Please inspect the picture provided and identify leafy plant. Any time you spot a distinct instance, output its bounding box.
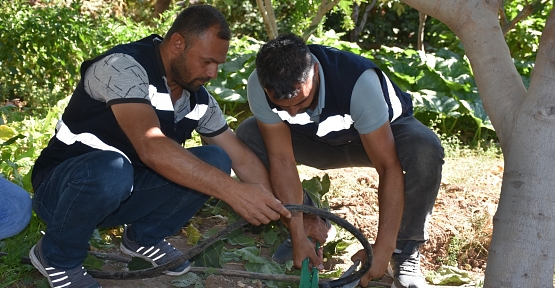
[0,0,172,116]
[187,174,348,287]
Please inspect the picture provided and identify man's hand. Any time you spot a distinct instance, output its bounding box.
[287,214,328,270]
[226,182,291,226]
[302,214,328,244]
[351,242,394,286]
[292,236,324,271]
[200,129,291,226]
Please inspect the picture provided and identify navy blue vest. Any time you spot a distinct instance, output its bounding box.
[32,34,209,187]
[266,44,412,146]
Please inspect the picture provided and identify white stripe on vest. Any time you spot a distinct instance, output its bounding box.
[149,85,174,111]
[273,109,313,125]
[149,85,208,121]
[273,108,354,137]
[185,104,208,121]
[55,120,131,163]
[316,114,354,137]
[381,71,402,122]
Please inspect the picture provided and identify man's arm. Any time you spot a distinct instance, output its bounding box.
[354,120,404,284]
[257,119,326,270]
[111,103,289,226]
[202,127,290,218]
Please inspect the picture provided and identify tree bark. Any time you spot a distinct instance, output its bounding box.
[401,0,555,287]
[351,0,377,43]
[154,0,172,18]
[256,0,278,40]
[416,11,427,51]
[486,9,555,287]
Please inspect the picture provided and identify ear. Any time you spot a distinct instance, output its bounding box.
[169,33,185,55]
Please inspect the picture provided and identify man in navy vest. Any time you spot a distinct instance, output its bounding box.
[29,5,291,288]
[236,33,444,288]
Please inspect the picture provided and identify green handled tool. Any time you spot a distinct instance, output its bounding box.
[299,242,320,288]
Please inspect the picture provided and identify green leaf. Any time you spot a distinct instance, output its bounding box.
[319,174,331,196]
[192,240,224,268]
[202,228,220,239]
[426,266,471,285]
[171,272,200,287]
[459,100,493,130]
[0,125,17,140]
[416,93,460,118]
[233,246,266,264]
[128,257,152,271]
[262,225,279,246]
[186,224,202,245]
[302,176,323,193]
[245,260,285,274]
[226,229,255,246]
[89,229,114,249]
[221,249,242,263]
[82,254,104,271]
[0,134,25,147]
[416,69,449,92]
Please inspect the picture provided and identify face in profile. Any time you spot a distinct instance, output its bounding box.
[170,26,229,92]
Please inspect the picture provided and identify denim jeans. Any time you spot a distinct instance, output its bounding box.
[32,146,231,269]
[236,116,444,249]
[0,178,32,240]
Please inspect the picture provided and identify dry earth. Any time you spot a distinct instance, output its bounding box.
[91,155,503,288]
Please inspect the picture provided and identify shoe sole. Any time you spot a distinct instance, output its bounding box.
[120,244,190,276]
[29,245,55,288]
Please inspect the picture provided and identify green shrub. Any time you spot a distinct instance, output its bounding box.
[0,0,172,116]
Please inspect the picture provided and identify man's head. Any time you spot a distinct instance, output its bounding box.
[164,5,231,92]
[256,33,318,116]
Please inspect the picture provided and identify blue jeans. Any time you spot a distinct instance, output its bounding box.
[32,146,231,269]
[236,116,444,249]
[0,178,32,240]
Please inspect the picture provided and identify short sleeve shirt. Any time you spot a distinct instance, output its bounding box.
[83,53,227,136]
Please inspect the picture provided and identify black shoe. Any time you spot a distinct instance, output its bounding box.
[29,238,102,288]
[120,225,190,276]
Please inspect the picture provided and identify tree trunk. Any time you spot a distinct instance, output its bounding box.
[154,0,172,18]
[255,0,278,40]
[417,11,427,51]
[486,10,555,287]
[400,0,555,286]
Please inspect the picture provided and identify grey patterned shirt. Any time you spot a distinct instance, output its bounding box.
[83,53,227,136]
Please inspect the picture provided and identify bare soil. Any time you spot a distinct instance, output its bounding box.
[93,155,503,288]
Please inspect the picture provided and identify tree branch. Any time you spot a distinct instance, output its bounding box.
[302,0,341,41]
[264,0,278,38]
[527,9,555,107]
[417,11,427,51]
[501,2,534,36]
[353,0,377,42]
[256,0,278,39]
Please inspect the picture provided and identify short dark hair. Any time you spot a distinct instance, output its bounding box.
[165,4,231,46]
[255,33,315,100]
